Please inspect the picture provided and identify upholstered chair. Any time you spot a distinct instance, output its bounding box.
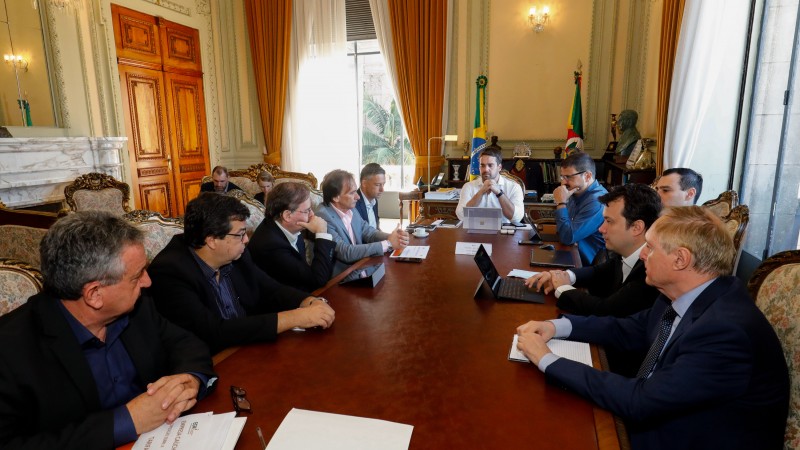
[63,172,131,215]
[701,190,738,218]
[123,210,184,262]
[224,189,265,236]
[0,258,43,316]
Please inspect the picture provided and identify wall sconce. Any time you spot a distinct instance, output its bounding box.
[4,54,28,72]
[427,134,459,191]
[528,6,550,33]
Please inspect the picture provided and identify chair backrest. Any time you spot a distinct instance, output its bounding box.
[123,210,184,262]
[747,250,800,448]
[63,172,131,215]
[702,190,738,218]
[0,258,43,316]
[224,189,265,236]
[202,163,323,201]
[0,202,57,269]
[722,204,749,254]
[500,170,526,192]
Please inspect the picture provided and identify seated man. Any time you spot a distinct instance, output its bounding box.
[516,206,789,449]
[0,211,216,449]
[553,152,607,265]
[250,182,336,293]
[455,148,524,222]
[355,163,385,229]
[148,193,335,353]
[316,169,408,275]
[654,167,703,207]
[525,183,661,317]
[253,170,274,205]
[200,165,242,193]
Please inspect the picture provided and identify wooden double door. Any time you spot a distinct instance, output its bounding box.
[112,4,210,217]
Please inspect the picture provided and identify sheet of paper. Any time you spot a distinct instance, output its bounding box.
[431,219,444,226]
[390,246,429,259]
[455,242,492,256]
[509,335,593,366]
[266,408,413,450]
[133,411,238,450]
[222,417,247,450]
[508,269,538,279]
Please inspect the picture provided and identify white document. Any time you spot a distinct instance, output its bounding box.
[455,242,492,256]
[431,219,444,226]
[132,411,242,450]
[266,408,413,450]
[509,334,593,366]
[508,269,538,279]
[389,245,430,259]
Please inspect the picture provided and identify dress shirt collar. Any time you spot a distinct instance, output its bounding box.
[57,299,129,347]
[620,243,646,283]
[331,204,353,220]
[190,247,233,280]
[671,277,718,319]
[275,220,301,248]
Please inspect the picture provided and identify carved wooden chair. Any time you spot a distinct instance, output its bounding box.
[224,189,265,236]
[701,190,738,218]
[0,258,43,316]
[500,170,526,193]
[0,202,57,269]
[63,172,131,215]
[202,163,323,208]
[747,250,800,449]
[123,210,184,262]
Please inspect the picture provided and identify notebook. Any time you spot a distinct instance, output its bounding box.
[463,207,502,234]
[473,244,544,303]
[529,247,576,268]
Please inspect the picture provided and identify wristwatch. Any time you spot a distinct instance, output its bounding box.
[495,190,504,198]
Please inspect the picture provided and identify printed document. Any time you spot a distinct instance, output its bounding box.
[509,334,593,366]
[455,242,492,256]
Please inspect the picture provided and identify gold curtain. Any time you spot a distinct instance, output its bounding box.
[655,0,687,173]
[387,0,448,181]
[245,0,292,165]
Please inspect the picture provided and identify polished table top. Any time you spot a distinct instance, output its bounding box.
[199,227,621,449]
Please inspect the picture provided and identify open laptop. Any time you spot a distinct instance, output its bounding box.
[529,247,576,269]
[473,244,544,303]
[529,225,560,242]
[463,207,502,234]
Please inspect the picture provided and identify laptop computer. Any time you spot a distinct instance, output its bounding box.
[529,247,576,268]
[463,207,502,234]
[473,244,544,303]
[529,224,560,242]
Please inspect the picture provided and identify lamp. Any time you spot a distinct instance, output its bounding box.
[528,6,550,33]
[426,134,458,192]
[3,54,28,72]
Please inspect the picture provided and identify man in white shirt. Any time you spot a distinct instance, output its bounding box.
[455,148,524,222]
[316,169,409,275]
[355,163,385,229]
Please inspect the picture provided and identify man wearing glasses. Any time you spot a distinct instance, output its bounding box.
[148,193,335,354]
[249,182,336,292]
[553,152,608,265]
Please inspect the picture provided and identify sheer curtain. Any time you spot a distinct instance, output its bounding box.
[368,0,404,129]
[282,0,359,180]
[664,0,731,168]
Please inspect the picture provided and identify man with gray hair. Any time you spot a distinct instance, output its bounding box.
[0,211,216,449]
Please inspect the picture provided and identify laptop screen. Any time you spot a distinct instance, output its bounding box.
[463,207,502,232]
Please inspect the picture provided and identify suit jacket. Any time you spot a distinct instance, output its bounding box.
[249,218,336,293]
[546,277,789,450]
[147,234,308,353]
[199,181,242,193]
[557,256,659,317]
[315,203,389,275]
[254,192,266,205]
[0,293,215,450]
[354,189,380,229]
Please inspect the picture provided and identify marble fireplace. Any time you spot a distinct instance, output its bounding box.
[0,137,126,208]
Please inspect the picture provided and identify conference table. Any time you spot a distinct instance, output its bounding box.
[199,226,623,449]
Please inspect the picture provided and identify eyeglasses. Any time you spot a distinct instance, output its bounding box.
[559,171,586,181]
[226,231,247,242]
[230,385,252,413]
[292,207,313,215]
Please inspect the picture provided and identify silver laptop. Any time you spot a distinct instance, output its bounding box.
[463,207,502,234]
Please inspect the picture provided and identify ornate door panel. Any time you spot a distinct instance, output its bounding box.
[159,18,202,74]
[111,4,162,69]
[118,64,177,217]
[164,71,209,212]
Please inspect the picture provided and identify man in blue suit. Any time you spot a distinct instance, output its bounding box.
[354,163,385,230]
[316,169,408,275]
[516,206,789,449]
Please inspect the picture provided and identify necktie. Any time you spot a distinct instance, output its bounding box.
[636,305,678,379]
[296,235,306,257]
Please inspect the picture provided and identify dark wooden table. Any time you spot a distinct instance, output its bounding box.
[200,227,621,450]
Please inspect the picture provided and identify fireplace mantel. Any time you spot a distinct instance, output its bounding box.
[0,137,126,208]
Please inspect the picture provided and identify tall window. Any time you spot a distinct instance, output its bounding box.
[346,39,414,191]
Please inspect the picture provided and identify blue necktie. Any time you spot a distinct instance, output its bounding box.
[637,305,678,379]
[296,235,306,257]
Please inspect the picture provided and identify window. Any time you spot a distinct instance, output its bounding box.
[346,39,415,191]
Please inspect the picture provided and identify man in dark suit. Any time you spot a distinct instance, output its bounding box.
[250,182,335,292]
[148,193,335,354]
[525,183,662,317]
[315,169,408,275]
[0,211,216,450]
[354,163,385,229]
[516,206,789,449]
[199,165,242,193]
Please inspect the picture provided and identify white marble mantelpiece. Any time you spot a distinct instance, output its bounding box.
[0,137,126,208]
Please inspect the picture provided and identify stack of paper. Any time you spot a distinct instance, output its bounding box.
[508,335,593,366]
[424,188,459,200]
[132,412,245,450]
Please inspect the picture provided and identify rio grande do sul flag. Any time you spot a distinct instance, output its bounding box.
[565,67,584,155]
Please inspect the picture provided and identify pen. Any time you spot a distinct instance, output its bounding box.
[257,426,267,449]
